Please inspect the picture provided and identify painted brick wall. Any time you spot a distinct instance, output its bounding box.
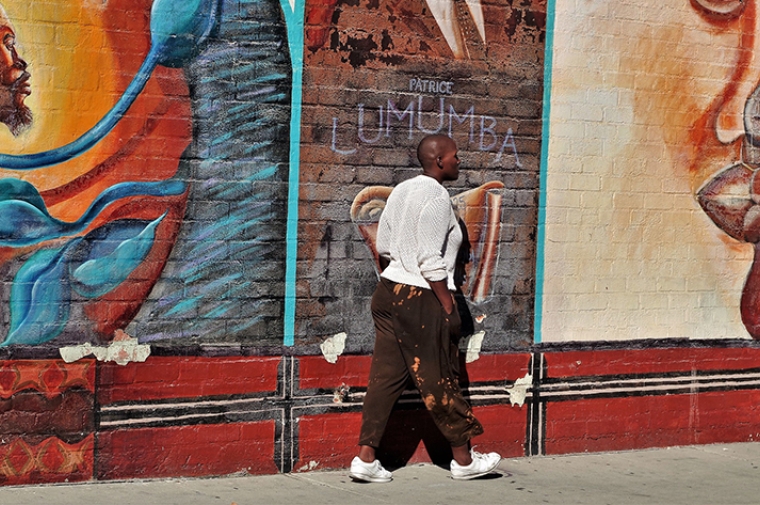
[0,2,542,353]
[297,0,545,352]
[2,0,760,488]
[540,0,759,342]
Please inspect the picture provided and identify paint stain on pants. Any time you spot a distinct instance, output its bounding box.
[359,278,484,448]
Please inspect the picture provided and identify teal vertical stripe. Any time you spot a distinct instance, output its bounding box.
[281,0,305,346]
[534,0,556,344]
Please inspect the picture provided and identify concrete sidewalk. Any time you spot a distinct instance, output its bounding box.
[2,442,760,505]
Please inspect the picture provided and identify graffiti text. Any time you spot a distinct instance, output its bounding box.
[331,95,522,166]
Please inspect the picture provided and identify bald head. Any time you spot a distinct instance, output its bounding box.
[416,134,460,183]
[417,135,456,169]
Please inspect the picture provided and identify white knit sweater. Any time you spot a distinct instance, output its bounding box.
[377,174,462,291]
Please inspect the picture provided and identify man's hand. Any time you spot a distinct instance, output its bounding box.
[429,279,455,314]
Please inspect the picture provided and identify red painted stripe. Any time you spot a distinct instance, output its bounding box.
[295,412,363,471]
[470,404,529,458]
[97,356,280,404]
[544,347,760,379]
[97,421,278,479]
[545,395,696,454]
[544,389,760,455]
[688,390,760,445]
[295,403,527,472]
[298,356,372,390]
[463,353,533,383]
[297,353,532,391]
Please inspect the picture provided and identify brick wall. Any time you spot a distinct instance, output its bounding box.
[297,0,545,352]
[540,0,758,342]
[1,0,760,487]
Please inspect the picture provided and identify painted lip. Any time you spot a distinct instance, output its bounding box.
[11,71,31,96]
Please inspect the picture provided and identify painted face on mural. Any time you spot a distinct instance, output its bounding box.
[678,1,759,184]
[0,7,31,136]
[609,0,760,338]
[579,0,760,190]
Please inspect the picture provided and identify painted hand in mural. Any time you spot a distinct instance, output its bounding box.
[351,181,503,304]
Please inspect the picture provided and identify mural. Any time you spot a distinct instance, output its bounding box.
[0,0,291,349]
[540,0,760,342]
[300,0,544,352]
[5,0,760,487]
[0,0,543,352]
[0,0,549,485]
[0,1,194,348]
[128,0,292,345]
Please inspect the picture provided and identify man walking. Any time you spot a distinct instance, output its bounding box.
[350,134,501,483]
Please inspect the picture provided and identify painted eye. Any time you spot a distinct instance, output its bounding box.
[691,0,746,19]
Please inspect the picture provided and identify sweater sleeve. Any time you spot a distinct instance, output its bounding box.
[376,208,391,260]
[416,195,452,283]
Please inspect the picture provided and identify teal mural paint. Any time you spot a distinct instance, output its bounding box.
[281,0,305,346]
[534,0,556,344]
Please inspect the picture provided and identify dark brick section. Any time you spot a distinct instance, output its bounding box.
[0,390,94,446]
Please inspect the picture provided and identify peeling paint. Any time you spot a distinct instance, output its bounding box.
[333,383,350,404]
[297,460,319,472]
[320,332,347,363]
[507,373,533,407]
[464,331,486,363]
[59,330,150,366]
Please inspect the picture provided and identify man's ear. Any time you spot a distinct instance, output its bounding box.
[436,156,443,168]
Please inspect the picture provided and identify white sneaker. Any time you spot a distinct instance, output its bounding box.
[349,456,393,483]
[450,450,501,480]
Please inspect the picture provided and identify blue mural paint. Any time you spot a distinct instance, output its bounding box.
[71,214,166,298]
[1,214,173,346]
[280,0,305,347]
[1,214,182,346]
[534,0,557,344]
[0,178,185,247]
[151,0,221,68]
[0,0,220,170]
[127,0,292,344]
[5,246,71,346]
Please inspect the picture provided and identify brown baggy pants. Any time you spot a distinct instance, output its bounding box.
[358,278,484,448]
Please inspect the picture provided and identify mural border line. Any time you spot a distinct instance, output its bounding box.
[281,0,306,347]
[534,0,558,345]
